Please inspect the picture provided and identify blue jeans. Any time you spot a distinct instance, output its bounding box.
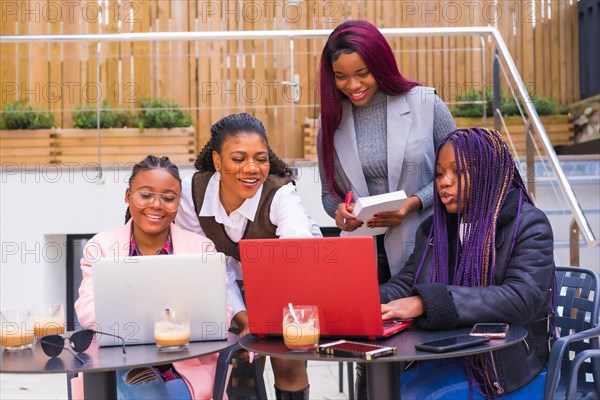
[400,359,546,399]
[116,368,192,400]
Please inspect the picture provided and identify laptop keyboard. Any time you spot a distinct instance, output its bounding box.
[382,319,409,329]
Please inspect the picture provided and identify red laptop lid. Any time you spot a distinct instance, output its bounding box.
[240,237,390,339]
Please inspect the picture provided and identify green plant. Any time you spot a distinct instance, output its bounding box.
[499,98,522,116]
[451,90,563,118]
[0,102,54,129]
[531,96,560,116]
[500,96,560,117]
[451,89,494,118]
[71,102,132,129]
[134,98,192,130]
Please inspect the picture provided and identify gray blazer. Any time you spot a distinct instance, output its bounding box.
[318,86,453,275]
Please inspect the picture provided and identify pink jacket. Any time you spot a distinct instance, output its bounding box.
[73,220,230,399]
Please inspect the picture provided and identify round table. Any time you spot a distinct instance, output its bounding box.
[1,334,237,400]
[241,326,528,399]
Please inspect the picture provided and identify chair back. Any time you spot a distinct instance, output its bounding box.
[546,266,600,399]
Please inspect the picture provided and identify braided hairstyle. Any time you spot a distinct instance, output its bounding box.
[194,112,293,178]
[415,127,533,398]
[125,155,182,223]
[415,127,531,286]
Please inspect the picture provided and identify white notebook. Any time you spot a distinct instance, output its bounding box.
[341,190,407,237]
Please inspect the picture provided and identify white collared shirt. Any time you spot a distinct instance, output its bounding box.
[176,172,322,315]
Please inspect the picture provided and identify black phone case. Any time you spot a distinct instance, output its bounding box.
[415,334,490,353]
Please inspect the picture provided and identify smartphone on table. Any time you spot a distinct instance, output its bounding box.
[469,323,509,338]
[415,335,490,353]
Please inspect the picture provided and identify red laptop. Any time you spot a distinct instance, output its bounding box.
[239,237,412,340]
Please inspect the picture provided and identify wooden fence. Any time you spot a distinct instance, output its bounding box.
[0,0,580,160]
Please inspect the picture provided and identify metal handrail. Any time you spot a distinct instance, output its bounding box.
[488,29,596,248]
[2,26,596,247]
[0,26,493,43]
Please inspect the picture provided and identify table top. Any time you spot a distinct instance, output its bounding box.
[0,334,237,374]
[241,326,527,363]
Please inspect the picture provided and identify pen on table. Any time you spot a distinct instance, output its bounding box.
[345,191,353,212]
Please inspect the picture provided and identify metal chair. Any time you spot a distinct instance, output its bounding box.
[544,266,600,400]
[213,341,267,400]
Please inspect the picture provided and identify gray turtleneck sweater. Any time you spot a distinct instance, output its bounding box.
[352,90,455,201]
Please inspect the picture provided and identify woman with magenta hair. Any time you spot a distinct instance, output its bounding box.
[318,20,456,397]
[317,19,456,286]
[380,127,556,399]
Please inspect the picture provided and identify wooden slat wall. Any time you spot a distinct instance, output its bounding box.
[0,0,581,160]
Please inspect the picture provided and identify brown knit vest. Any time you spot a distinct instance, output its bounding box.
[191,171,292,261]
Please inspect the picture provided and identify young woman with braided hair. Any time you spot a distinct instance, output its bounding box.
[380,128,556,399]
[75,155,224,399]
[177,113,321,400]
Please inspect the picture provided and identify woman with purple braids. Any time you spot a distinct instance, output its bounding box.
[380,127,556,399]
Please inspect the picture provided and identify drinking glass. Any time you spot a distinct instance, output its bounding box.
[1,310,34,351]
[282,305,320,351]
[32,302,65,338]
[154,308,190,352]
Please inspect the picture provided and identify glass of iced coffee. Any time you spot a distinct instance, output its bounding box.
[154,308,190,352]
[282,304,320,351]
[1,309,35,351]
[32,302,65,338]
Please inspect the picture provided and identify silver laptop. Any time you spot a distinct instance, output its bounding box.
[92,253,228,346]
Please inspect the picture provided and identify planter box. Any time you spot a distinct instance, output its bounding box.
[453,115,574,155]
[300,115,573,160]
[1,127,197,166]
[0,129,56,165]
[54,127,197,165]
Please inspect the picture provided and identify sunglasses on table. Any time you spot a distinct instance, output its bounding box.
[40,329,126,363]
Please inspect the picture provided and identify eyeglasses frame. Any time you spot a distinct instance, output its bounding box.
[130,190,180,212]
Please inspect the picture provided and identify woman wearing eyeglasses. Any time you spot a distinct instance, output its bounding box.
[176,113,321,400]
[74,155,223,400]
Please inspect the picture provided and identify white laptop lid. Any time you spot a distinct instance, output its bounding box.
[92,253,228,346]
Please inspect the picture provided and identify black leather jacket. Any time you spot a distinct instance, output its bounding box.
[380,191,555,396]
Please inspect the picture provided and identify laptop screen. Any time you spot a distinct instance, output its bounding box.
[92,253,229,346]
[240,237,391,339]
